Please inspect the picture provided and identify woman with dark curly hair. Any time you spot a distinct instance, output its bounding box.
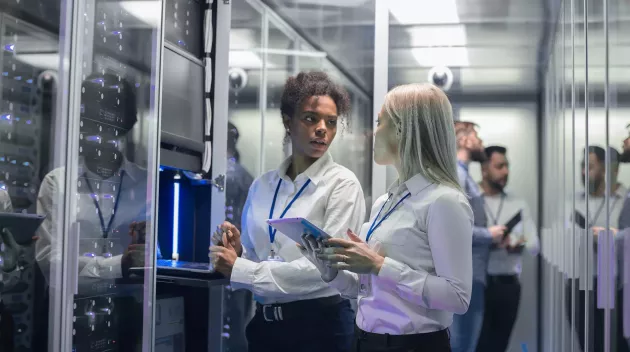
[210,71,366,352]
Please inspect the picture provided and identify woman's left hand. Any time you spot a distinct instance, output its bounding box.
[318,229,385,275]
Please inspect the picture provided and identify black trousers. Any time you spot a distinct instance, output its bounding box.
[246,297,354,352]
[352,326,451,352]
[475,275,521,352]
[565,279,630,352]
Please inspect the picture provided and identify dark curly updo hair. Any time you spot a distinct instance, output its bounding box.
[280,71,351,123]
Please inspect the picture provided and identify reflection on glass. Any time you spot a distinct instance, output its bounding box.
[29,1,161,350]
[0,10,61,351]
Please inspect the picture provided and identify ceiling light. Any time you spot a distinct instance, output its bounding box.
[229,51,264,69]
[120,1,161,27]
[412,47,469,67]
[407,25,468,47]
[389,0,460,25]
[15,53,61,71]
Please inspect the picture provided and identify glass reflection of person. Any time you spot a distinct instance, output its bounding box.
[617,129,630,349]
[210,71,366,352]
[475,146,539,352]
[450,122,503,352]
[301,84,473,352]
[0,189,14,351]
[565,146,629,352]
[35,73,146,284]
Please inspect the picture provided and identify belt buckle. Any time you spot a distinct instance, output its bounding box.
[262,305,283,322]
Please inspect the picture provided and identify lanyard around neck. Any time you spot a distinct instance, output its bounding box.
[268,178,311,244]
[84,171,125,239]
[365,192,411,243]
[484,193,505,226]
[589,195,620,227]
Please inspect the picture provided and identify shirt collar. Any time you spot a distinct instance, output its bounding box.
[389,173,434,196]
[580,183,628,199]
[80,157,144,183]
[274,152,334,186]
[457,160,469,173]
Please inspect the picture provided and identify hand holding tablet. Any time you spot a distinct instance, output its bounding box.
[266,217,331,245]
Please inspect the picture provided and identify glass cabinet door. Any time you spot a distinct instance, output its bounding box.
[0,3,67,351]
[49,0,163,351]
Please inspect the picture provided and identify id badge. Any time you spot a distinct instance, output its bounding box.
[266,249,284,262]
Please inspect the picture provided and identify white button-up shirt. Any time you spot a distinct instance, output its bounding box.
[230,153,366,304]
[35,159,149,284]
[329,173,473,334]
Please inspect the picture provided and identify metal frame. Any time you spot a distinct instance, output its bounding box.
[209,2,232,351]
[145,0,168,350]
[371,0,388,201]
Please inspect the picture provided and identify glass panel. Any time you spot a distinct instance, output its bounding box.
[608,0,630,350]
[0,8,65,351]
[41,0,162,350]
[225,2,262,352]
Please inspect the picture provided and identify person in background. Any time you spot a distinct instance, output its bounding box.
[475,146,539,352]
[618,126,630,350]
[450,121,505,352]
[209,71,366,352]
[617,125,630,229]
[300,83,472,352]
[565,145,629,352]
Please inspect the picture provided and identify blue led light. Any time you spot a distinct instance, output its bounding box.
[2,72,7,76]
[4,44,14,52]
[178,40,187,47]
[172,182,180,255]
[14,76,21,81]
[26,79,33,84]
[1,114,10,121]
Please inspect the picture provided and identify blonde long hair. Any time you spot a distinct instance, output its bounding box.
[382,83,463,193]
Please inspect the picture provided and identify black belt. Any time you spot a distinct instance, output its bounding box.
[355,326,450,349]
[255,295,343,322]
[487,274,519,285]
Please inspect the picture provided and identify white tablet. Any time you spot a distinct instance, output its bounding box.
[266,217,331,244]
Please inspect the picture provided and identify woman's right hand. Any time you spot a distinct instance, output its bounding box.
[212,221,243,257]
[298,234,338,282]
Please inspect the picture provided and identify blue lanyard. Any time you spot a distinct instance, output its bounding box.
[84,171,125,239]
[366,192,411,242]
[268,178,311,243]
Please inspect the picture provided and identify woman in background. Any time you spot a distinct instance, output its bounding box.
[302,83,473,352]
[210,71,366,352]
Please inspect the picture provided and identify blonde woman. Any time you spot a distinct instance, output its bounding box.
[301,84,473,352]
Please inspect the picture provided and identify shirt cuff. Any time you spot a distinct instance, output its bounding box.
[377,256,405,283]
[328,270,349,290]
[230,257,257,290]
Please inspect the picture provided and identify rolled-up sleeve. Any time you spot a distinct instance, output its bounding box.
[377,193,473,314]
[231,178,366,298]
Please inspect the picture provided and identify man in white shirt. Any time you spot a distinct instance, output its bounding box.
[451,122,506,352]
[475,146,539,352]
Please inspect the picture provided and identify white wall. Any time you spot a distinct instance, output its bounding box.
[460,104,540,352]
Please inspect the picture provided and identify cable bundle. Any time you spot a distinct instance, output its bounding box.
[202,0,214,174]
